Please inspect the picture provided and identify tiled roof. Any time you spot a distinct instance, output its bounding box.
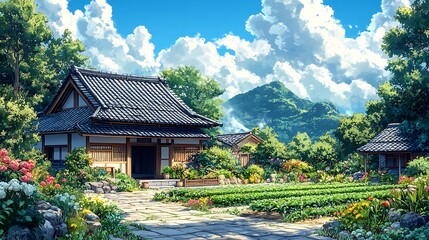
[69,67,220,127]
[76,120,209,138]
[217,132,261,148]
[357,123,419,153]
[38,107,94,133]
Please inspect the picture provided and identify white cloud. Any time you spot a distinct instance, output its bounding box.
[36,0,412,114]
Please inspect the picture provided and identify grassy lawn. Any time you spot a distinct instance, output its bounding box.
[157,182,395,222]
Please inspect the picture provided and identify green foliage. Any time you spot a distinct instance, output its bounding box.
[245,164,264,178]
[0,0,88,109]
[308,134,338,170]
[391,177,429,214]
[281,159,313,175]
[224,81,343,143]
[286,132,312,160]
[161,166,173,174]
[115,173,139,192]
[194,147,239,175]
[0,97,39,159]
[161,66,225,122]
[252,127,287,165]
[63,147,92,188]
[215,169,234,178]
[406,157,429,177]
[335,113,377,157]
[376,0,429,149]
[171,163,188,179]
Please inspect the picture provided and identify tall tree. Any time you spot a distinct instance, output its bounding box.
[286,132,312,160]
[309,134,338,170]
[380,0,429,148]
[252,127,287,165]
[0,0,51,98]
[161,66,225,122]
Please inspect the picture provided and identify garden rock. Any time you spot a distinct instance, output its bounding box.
[400,212,425,230]
[95,187,105,194]
[89,182,103,189]
[87,180,118,194]
[421,214,429,224]
[225,178,231,184]
[391,222,401,229]
[7,225,35,240]
[85,212,100,222]
[101,180,110,186]
[36,200,51,210]
[87,221,102,231]
[322,220,341,231]
[42,211,62,226]
[84,190,95,193]
[103,185,112,192]
[230,177,238,184]
[56,223,68,237]
[338,230,350,240]
[388,209,402,222]
[39,220,55,240]
[352,172,364,181]
[426,222,429,229]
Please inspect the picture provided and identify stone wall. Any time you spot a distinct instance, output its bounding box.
[84,179,118,194]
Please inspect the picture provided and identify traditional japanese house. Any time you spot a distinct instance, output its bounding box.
[36,66,221,179]
[357,123,429,175]
[217,132,262,166]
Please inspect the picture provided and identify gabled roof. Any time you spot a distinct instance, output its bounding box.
[38,107,93,133]
[42,66,221,128]
[357,123,420,153]
[217,132,262,148]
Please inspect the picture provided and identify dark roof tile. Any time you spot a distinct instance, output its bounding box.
[38,107,93,133]
[217,132,261,147]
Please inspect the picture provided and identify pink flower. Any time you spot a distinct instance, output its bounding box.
[425,186,429,193]
[0,165,7,172]
[54,184,61,188]
[40,181,47,187]
[368,196,374,201]
[46,175,55,184]
[1,156,10,164]
[20,168,29,174]
[9,161,19,171]
[0,148,8,157]
[27,160,35,170]
[61,178,67,183]
[21,174,31,183]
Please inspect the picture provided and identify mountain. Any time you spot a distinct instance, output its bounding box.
[222,81,344,143]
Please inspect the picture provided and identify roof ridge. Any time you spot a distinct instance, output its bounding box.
[219,132,251,136]
[71,66,163,83]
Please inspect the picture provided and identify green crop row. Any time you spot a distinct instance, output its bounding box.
[249,190,390,214]
[168,182,369,199]
[283,203,350,222]
[208,185,395,206]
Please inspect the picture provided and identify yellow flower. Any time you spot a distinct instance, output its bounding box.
[355,214,362,219]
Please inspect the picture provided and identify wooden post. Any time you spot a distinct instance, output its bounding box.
[398,156,401,177]
[364,154,367,173]
[126,138,131,176]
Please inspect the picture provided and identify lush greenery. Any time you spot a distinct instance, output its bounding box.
[406,157,429,177]
[193,146,239,175]
[161,66,225,122]
[223,81,343,143]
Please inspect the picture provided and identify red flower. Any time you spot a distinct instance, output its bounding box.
[40,181,47,187]
[21,173,32,182]
[54,184,61,188]
[46,175,55,184]
[9,161,19,171]
[1,156,10,164]
[27,160,35,170]
[61,178,67,183]
[368,196,374,201]
[20,168,29,174]
[0,165,6,172]
[425,186,429,193]
[381,201,390,208]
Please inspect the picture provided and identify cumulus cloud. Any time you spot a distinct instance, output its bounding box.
[36,0,412,114]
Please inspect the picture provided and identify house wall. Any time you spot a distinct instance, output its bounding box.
[71,133,86,149]
[45,134,68,146]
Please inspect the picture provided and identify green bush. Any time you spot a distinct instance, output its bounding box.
[246,164,264,182]
[194,147,239,175]
[161,166,173,174]
[115,173,139,192]
[65,147,92,173]
[406,157,429,177]
[215,169,234,178]
[186,168,200,180]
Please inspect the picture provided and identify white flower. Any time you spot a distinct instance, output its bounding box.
[70,195,76,201]
[0,189,6,199]
[8,179,21,191]
[0,182,8,189]
[22,184,37,197]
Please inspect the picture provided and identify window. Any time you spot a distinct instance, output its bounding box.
[386,156,406,168]
[173,146,199,163]
[89,145,126,162]
[45,146,68,168]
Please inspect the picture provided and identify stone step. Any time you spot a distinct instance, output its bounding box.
[139,179,180,188]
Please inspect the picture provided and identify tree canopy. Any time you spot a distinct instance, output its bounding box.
[161,66,225,122]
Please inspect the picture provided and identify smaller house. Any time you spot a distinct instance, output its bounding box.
[357,123,429,175]
[217,132,262,166]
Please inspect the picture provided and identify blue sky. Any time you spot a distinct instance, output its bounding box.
[67,0,381,54]
[37,0,407,116]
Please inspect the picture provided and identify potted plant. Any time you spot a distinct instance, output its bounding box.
[162,166,173,179]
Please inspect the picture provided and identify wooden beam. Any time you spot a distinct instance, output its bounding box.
[67,133,72,153]
[85,136,90,153]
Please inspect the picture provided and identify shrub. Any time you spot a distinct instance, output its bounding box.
[246,164,264,183]
[186,197,213,211]
[48,192,81,221]
[115,173,139,192]
[194,147,239,175]
[65,147,92,174]
[161,166,173,175]
[185,168,200,180]
[0,148,35,183]
[407,157,429,177]
[79,195,120,219]
[215,169,234,178]
[391,177,429,213]
[281,159,313,174]
[171,163,187,179]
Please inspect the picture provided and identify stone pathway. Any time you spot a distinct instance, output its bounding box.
[104,190,332,240]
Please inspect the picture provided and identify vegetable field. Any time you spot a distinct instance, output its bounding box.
[162,183,395,222]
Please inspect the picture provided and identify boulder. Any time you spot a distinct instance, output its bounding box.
[338,230,350,240]
[35,201,51,210]
[89,182,103,191]
[225,179,231,184]
[421,214,429,224]
[101,180,110,187]
[352,172,364,181]
[230,177,238,184]
[84,182,91,189]
[87,221,102,232]
[111,185,118,191]
[95,188,105,194]
[400,212,425,230]
[42,210,62,226]
[103,185,112,193]
[85,213,100,222]
[7,225,35,240]
[39,220,55,240]
[391,222,401,229]
[388,209,402,222]
[55,223,68,237]
[426,222,429,229]
[322,220,341,231]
